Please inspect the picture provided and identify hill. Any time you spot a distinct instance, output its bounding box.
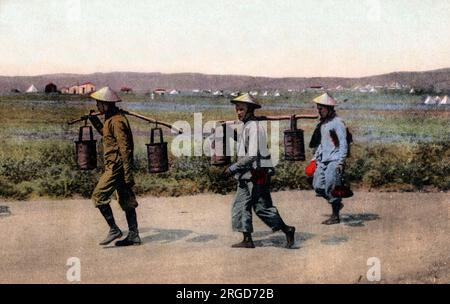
[1,68,449,93]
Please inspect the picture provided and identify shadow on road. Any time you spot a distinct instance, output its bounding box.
[321,212,380,227]
[140,228,193,243]
[103,227,220,248]
[186,234,218,243]
[340,213,380,227]
[252,231,315,249]
[320,235,349,245]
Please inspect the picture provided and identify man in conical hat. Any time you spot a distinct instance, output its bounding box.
[88,86,141,246]
[225,93,296,248]
[309,92,349,225]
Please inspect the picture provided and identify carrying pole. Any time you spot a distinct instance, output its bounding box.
[68,110,183,134]
[215,114,318,125]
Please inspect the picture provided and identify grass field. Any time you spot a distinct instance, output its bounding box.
[0,91,449,199]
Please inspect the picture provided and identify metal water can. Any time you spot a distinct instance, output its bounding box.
[284,115,305,161]
[146,127,169,173]
[210,123,230,166]
[75,125,97,170]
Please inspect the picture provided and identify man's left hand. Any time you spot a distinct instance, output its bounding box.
[222,167,232,178]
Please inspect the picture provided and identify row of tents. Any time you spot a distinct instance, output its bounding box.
[20,83,59,93]
[15,83,95,94]
[152,89,283,97]
[423,95,449,105]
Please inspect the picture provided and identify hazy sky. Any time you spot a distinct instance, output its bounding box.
[0,0,449,77]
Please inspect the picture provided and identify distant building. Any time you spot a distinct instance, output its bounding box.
[121,87,133,93]
[44,82,58,93]
[153,88,166,96]
[78,82,95,94]
[69,85,78,94]
[66,82,96,94]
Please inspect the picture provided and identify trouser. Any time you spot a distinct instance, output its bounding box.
[232,179,285,233]
[92,162,138,210]
[313,160,342,206]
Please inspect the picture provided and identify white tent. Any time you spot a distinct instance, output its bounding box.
[26,84,38,93]
[169,89,180,95]
[262,91,268,96]
[439,96,449,105]
[249,90,258,96]
[273,90,281,97]
[424,96,435,104]
[369,88,378,93]
[434,96,442,104]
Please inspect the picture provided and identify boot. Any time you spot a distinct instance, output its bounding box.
[281,225,296,248]
[115,208,142,246]
[231,232,255,248]
[98,204,122,245]
[321,202,343,225]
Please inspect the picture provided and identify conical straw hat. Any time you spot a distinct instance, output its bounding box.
[230,93,261,109]
[90,86,121,102]
[313,93,337,106]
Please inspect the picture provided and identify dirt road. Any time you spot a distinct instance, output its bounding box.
[0,191,448,283]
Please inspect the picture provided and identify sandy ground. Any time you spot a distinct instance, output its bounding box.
[0,191,448,284]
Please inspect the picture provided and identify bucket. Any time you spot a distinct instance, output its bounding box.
[210,123,231,166]
[284,115,305,161]
[146,127,169,173]
[75,125,97,170]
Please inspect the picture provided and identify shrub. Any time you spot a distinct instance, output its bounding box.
[1,140,449,200]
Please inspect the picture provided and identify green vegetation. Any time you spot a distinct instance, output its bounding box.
[0,92,449,200]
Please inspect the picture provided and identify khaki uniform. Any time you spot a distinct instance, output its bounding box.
[91,110,138,210]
